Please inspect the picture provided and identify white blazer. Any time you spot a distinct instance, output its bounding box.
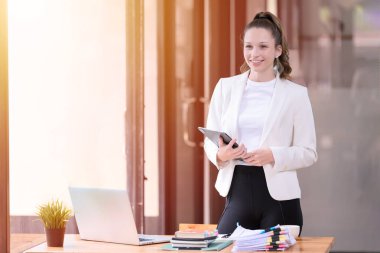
[204,71,317,200]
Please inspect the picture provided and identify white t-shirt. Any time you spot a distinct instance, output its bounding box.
[237,78,275,152]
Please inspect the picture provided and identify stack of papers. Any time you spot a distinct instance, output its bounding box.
[230,225,296,252]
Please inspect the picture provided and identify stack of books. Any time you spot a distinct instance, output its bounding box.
[170,229,218,249]
[231,225,296,252]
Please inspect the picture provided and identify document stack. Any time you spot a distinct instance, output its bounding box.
[170,229,218,249]
[230,225,296,252]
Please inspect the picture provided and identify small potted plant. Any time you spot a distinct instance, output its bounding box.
[36,199,72,247]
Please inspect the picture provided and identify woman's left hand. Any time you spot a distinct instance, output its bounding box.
[242,148,275,166]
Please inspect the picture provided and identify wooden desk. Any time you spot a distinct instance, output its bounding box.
[11,234,46,253]
[23,235,335,253]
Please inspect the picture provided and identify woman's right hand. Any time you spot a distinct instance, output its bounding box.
[216,137,246,165]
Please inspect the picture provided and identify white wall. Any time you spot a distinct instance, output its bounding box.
[9,0,127,215]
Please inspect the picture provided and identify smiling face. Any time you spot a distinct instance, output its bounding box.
[243,27,282,81]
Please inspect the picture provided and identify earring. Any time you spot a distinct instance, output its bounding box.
[276,57,284,74]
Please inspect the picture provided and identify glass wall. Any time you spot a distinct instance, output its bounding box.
[290,0,380,251]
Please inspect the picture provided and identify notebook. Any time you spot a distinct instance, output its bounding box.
[161,240,233,251]
[69,187,170,245]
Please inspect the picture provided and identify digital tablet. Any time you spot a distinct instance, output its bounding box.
[198,127,238,148]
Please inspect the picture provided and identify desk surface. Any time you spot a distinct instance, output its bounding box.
[11,234,46,253]
[23,234,335,253]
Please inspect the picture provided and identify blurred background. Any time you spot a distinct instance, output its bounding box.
[6,0,380,252]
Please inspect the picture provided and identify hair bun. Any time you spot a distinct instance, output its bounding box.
[254,12,274,22]
[257,12,268,18]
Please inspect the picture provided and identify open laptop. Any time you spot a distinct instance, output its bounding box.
[69,187,171,245]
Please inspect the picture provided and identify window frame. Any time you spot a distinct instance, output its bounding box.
[125,0,145,233]
[0,0,9,252]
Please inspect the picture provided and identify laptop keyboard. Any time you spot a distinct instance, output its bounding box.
[139,237,153,242]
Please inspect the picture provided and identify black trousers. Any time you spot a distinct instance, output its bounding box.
[217,165,303,235]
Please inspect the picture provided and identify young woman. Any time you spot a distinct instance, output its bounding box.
[204,12,317,235]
